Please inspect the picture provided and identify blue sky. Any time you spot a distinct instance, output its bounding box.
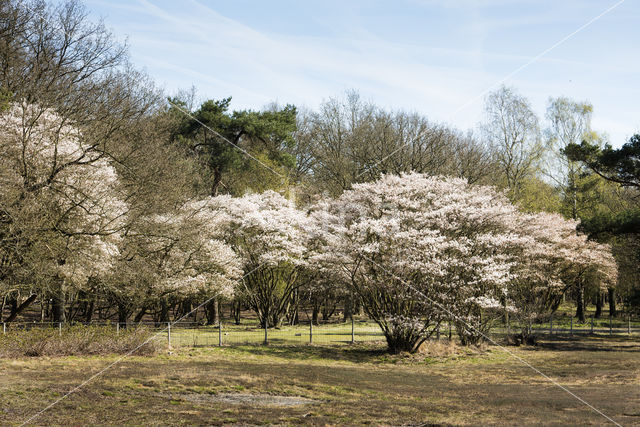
[80,0,638,146]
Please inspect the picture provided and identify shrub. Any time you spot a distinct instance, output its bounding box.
[0,325,159,358]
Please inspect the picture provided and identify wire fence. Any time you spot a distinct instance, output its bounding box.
[0,318,387,347]
[2,314,639,349]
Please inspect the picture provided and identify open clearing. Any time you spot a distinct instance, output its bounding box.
[1,335,638,426]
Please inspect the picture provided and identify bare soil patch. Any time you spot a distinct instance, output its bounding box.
[167,392,318,406]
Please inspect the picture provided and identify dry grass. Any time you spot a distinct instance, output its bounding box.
[0,335,638,425]
[0,325,158,357]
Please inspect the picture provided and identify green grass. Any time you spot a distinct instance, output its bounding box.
[164,316,638,349]
[167,320,385,348]
[1,335,639,425]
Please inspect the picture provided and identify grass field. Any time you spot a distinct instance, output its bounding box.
[162,315,639,349]
[166,321,385,347]
[132,311,640,349]
[1,334,639,426]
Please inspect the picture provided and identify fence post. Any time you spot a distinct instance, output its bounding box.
[167,322,171,348]
[2,322,5,335]
[507,316,511,336]
[59,322,62,337]
[264,323,268,345]
[628,315,631,336]
[309,320,313,344]
[351,316,355,344]
[448,322,452,341]
[570,317,573,336]
[116,322,120,336]
[609,315,612,336]
[549,314,553,336]
[590,315,594,334]
[218,319,222,347]
[436,324,440,340]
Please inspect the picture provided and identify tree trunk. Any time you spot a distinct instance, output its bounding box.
[501,296,509,324]
[211,167,222,197]
[232,300,241,325]
[84,297,95,323]
[575,285,585,323]
[288,290,299,325]
[206,298,220,325]
[321,298,336,321]
[271,312,281,329]
[7,294,18,321]
[595,291,603,318]
[608,287,617,317]
[3,294,37,323]
[117,302,129,326]
[157,298,170,325]
[343,295,352,322]
[134,307,147,323]
[66,291,78,322]
[0,294,6,319]
[384,330,424,354]
[355,298,364,316]
[179,300,192,320]
[52,288,66,324]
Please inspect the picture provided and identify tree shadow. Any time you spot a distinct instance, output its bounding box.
[225,343,391,364]
[522,335,640,352]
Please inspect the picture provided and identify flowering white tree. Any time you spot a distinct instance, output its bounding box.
[209,191,311,327]
[0,103,126,322]
[106,199,242,324]
[0,101,241,324]
[311,172,618,351]
[0,0,171,323]
[312,173,522,352]
[507,212,617,342]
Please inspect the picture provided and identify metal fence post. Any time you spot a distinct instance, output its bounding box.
[309,320,313,344]
[609,315,612,336]
[218,320,222,347]
[264,323,268,345]
[549,314,553,336]
[2,322,5,335]
[629,315,631,336]
[590,315,594,334]
[448,322,452,341]
[570,317,573,336]
[167,322,171,348]
[59,322,62,336]
[351,316,355,344]
[116,322,120,336]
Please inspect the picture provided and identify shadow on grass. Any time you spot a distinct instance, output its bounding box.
[524,335,640,353]
[225,342,391,364]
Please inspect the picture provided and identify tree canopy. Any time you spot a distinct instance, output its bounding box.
[564,134,640,189]
[169,97,297,196]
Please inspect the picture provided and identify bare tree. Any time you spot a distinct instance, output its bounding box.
[301,91,495,196]
[482,86,544,198]
[0,0,166,323]
[545,97,595,220]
